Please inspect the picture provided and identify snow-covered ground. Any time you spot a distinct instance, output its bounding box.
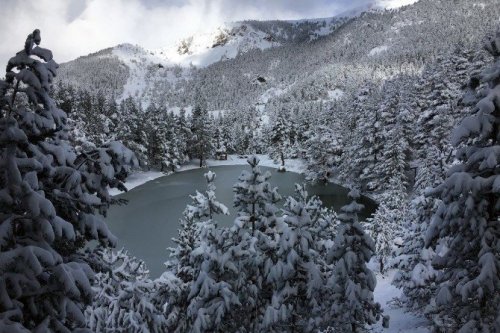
[109,170,165,196]
[110,154,306,195]
[372,270,430,332]
[369,45,390,56]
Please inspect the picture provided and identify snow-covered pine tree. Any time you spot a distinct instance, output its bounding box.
[190,102,214,167]
[230,156,284,330]
[233,155,281,235]
[369,79,411,193]
[263,184,333,332]
[305,124,342,183]
[145,104,165,168]
[175,108,192,162]
[326,188,384,332]
[163,111,184,173]
[0,29,136,332]
[364,173,408,274]
[162,206,201,333]
[424,30,500,332]
[392,195,438,312]
[182,223,244,333]
[270,109,293,171]
[117,96,148,167]
[187,171,229,221]
[85,248,167,332]
[339,84,384,189]
[164,170,229,332]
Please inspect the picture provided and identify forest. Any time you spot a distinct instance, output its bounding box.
[0,0,499,332]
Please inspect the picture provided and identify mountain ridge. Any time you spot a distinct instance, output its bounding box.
[56,0,499,113]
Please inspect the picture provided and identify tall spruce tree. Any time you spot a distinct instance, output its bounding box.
[164,171,230,333]
[424,31,500,332]
[326,188,384,332]
[263,185,333,332]
[231,156,283,331]
[190,103,213,168]
[0,30,136,331]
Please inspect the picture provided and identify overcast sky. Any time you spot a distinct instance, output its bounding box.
[0,0,415,66]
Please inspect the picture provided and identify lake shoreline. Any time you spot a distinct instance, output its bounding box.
[109,154,306,196]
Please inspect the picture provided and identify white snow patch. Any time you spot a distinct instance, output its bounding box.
[391,20,414,32]
[371,270,430,333]
[112,44,171,103]
[152,23,280,68]
[113,45,150,102]
[369,45,390,56]
[260,114,270,125]
[179,154,306,174]
[307,18,338,40]
[258,86,289,104]
[377,0,420,9]
[327,89,344,100]
[167,105,193,116]
[109,170,164,196]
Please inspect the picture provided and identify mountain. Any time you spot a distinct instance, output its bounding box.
[56,17,348,102]
[56,0,500,114]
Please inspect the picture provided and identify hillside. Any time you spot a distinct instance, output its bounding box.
[57,0,499,114]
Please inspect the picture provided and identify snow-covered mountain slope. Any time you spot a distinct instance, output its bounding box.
[57,0,499,111]
[152,23,280,68]
[57,17,347,102]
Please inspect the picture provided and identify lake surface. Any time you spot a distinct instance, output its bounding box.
[106,165,376,277]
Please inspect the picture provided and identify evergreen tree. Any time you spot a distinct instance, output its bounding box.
[233,156,281,235]
[305,124,342,183]
[0,29,136,332]
[185,224,242,333]
[85,248,167,332]
[270,109,293,171]
[339,85,384,189]
[424,31,500,332]
[263,185,333,332]
[175,108,192,161]
[231,156,283,331]
[190,103,213,167]
[165,171,229,332]
[326,188,384,332]
[117,97,148,167]
[392,195,439,312]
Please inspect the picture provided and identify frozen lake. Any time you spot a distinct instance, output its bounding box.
[106,165,376,277]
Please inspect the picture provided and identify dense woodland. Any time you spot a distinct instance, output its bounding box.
[1,0,500,332]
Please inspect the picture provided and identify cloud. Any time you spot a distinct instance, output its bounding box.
[0,0,376,67]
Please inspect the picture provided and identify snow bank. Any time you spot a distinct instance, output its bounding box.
[109,171,164,196]
[371,270,430,332]
[111,155,306,196]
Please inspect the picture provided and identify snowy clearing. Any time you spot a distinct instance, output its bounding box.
[372,270,430,333]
